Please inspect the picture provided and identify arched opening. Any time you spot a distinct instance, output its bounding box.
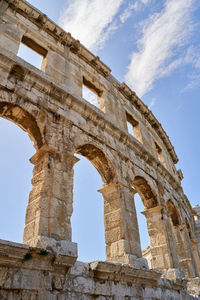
[0,101,45,246]
[134,193,150,255]
[0,102,43,150]
[133,176,158,209]
[167,200,181,226]
[132,176,157,268]
[0,117,35,242]
[133,176,171,269]
[73,154,105,262]
[72,144,115,262]
[76,144,115,184]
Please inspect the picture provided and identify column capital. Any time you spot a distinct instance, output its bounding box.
[98,182,135,195]
[141,205,164,216]
[30,144,57,164]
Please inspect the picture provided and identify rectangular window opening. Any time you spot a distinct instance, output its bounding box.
[17,36,47,70]
[82,77,102,107]
[155,142,166,166]
[126,112,142,142]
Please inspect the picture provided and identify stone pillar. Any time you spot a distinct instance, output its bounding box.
[99,89,124,127]
[0,23,24,56]
[23,145,77,256]
[191,238,200,274]
[99,183,148,268]
[172,225,199,277]
[142,206,179,270]
[42,47,82,97]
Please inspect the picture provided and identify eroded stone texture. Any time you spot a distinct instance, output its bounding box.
[0,0,199,298]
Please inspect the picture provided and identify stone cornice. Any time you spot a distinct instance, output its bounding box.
[4,0,178,164]
[0,239,76,272]
[90,261,161,286]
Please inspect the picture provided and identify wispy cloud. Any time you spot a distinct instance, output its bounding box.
[184,72,200,91]
[59,0,124,51]
[181,46,200,91]
[125,0,195,97]
[120,3,138,24]
[149,98,156,109]
[141,0,151,4]
[120,0,151,24]
[176,103,183,111]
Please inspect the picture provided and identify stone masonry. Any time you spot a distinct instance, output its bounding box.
[0,0,200,298]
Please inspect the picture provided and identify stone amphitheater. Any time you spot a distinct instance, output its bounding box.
[0,0,200,299]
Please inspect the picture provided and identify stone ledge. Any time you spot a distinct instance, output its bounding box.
[90,261,161,285]
[161,268,187,290]
[0,239,77,271]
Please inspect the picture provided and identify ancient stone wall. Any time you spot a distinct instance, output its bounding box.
[0,0,199,298]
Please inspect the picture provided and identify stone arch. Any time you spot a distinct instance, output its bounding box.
[74,143,116,255]
[0,101,47,247]
[0,114,35,243]
[167,199,181,226]
[0,101,43,150]
[133,177,180,270]
[73,143,146,264]
[76,143,116,184]
[133,176,158,209]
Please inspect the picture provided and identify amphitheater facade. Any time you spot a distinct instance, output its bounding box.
[0,0,200,298]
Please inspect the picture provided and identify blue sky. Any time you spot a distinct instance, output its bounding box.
[0,0,199,262]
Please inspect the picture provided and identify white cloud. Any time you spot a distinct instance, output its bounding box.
[120,0,151,23]
[149,98,156,109]
[184,72,200,91]
[141,0,150,4]
[125,0,195,97]
[184,46,200,69]
[180,46,200,91]
[120,3,138,24]
[59,0,124,51]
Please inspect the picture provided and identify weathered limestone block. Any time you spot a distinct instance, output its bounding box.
[43,50,67,85]
[0,23,24,56]
[187,277,200,297]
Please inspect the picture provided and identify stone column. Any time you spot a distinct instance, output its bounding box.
[191,238,200,274]
[23,145,77,256]
[42,47,82,97]
[0,23,24,56]
[142,206,179,270]
[99,182,148,268]
[172,225,199,277]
